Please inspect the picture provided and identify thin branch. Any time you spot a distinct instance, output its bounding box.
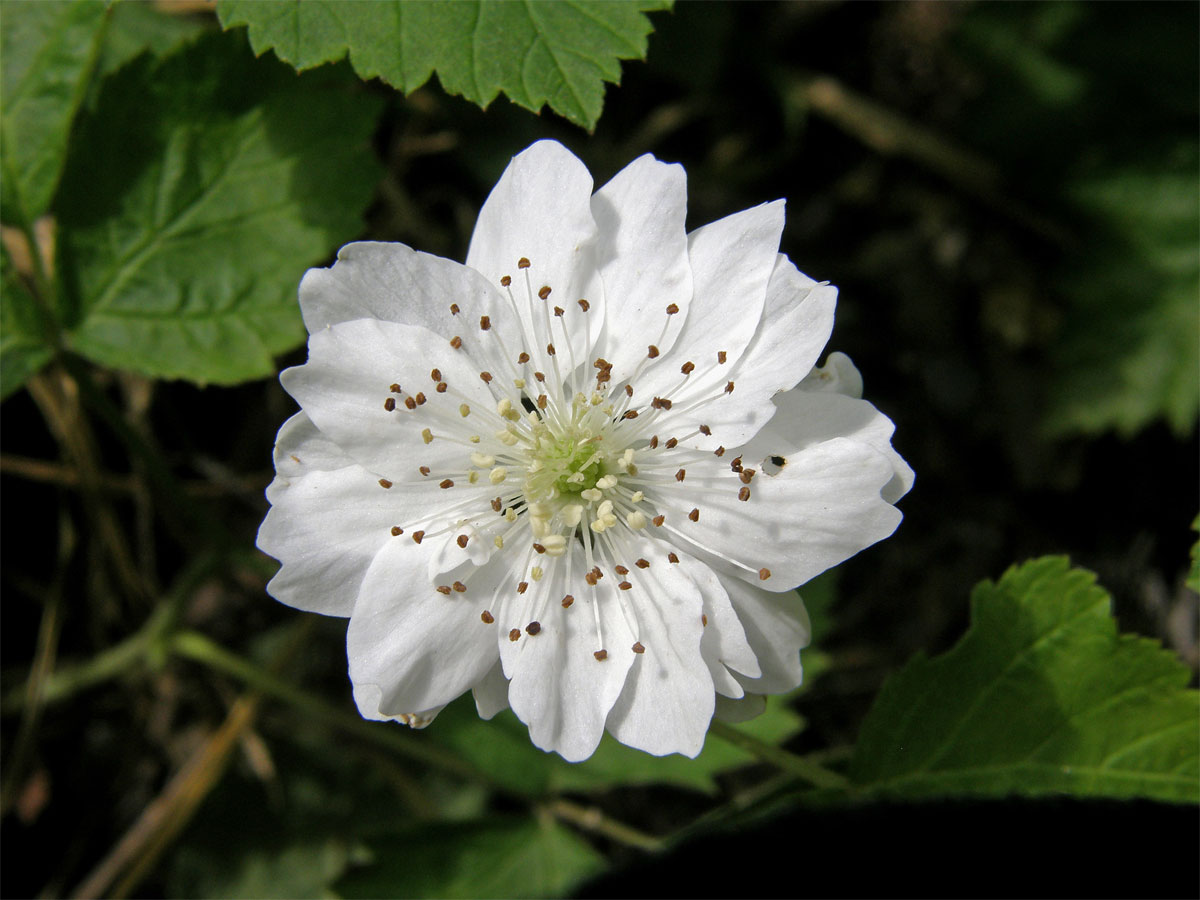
[708,719,849,791]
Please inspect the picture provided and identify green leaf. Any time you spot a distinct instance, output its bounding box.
[1,0,109,225]
[850,556,1200,804]
[216,0,671,129]
[92,0,212,85]
[336,817,605,900]
[1,241,53,398]
[53,31,382,385]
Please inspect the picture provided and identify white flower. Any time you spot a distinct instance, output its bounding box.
[257,141,912,761]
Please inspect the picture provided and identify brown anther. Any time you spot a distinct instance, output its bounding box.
[436,585,452,595]
[500,275,512,287]
[615,565,629,575]
[632,641,645,654]
[436,382,448,393]
[714,446,726,457]
[618,581,632,591]
[717,350,728,364]
[702,614,709,626]
[431,368,442,381]
[675,468,686,482]
[480,371,493,383]
[546,343,556,356]
[535,371,546,382]
[759,567,772,581]
[415,392,427,405]
[390,383,402,393]
[595,370,611,385]
[593,357,610,369]
[665,437,678,449]
[538,286,551,300]
[553,306,564,317]
[681,361,695,375]
[450,336,463,349]
[738,486,751,501]
[449,303,460,315]
[666,303,680,315]
[457,534,469,548]
[378,478,393,489]
[635,558,650,569]
[384,397,396,411]
[453,581,467,593]
[668,552,680,563]
[725,380,735,393]
[517,581,528,594]
[509,628,521,641]
[419,466,430,476]
[688,507,700,522]
[623,410,639,420]
[578,298,590,311]
[740,469,755,484]
[699,424,711,436]
[404,397,417,410]
[591,566,603,579]
[532,543,546,554]
[625,384,634,398]
[491,497,503,512]
[585,571,598,586]
[649,436,659,449]
[562,595,575,608]
[517,351,530,364]
[526,621,542,635]
[652,515,665,527]
[647,345,660,359]
[731,455,743,472]
[390,526,403,536]
[517,257,531,269]
[537,394,547,409]
[412,530,425,544]
[439,479,454,489]
[480,315,491,330]
[481,610,495,624]
[594,649,608,661]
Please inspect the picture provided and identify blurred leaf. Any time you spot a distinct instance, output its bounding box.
[92,0,212,84]
[336,817,605,900]
[0,0,109,225]
[1049,152,1200,437]
[53,31,382,385]
[851,556,1200,804]
[1189,515,1200,594]
[172,838,351,900]
[1,241,52,398]
[215,0,671,130]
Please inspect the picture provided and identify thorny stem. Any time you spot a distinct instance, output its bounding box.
[708,719,850,791]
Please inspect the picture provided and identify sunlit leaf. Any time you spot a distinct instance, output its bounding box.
[216,0,671,129]
[851,556,1200,803]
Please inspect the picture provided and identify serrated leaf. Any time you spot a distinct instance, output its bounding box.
[851,556,1200,804]
[92,0,212,85]
[1,0,109,225]
[336,817,605,900]
[216,0,671,129]
[1,241,53,398]
[53,31,382,385]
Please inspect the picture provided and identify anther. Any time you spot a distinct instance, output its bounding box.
[415,392,426,405]
[647,345,660,358]
[623,410,638,419]
[554,306,564,317]
[538,286,551,300]
[668,552,680,563]
[681,361,695,375]
[738,486,751,501]
[675,468,686,482]
[436,382,448,393]
[740,469,755,484]
[518,257,531,269]
[480,371,493,383]
[526,621,542,635]
[431,368,442,382]
[450,336,463,349]
[509,628,521,641]
[666,303,680,315]
[699,424,711,436]
[577,298,590,311]
[562,595,575,608]
[384,397,396,411]
[422,428,433,444]
[449,303,460,315]
[517,351,530,364]
[625,384,634,398]
[702,614,708,626]
[717,350,727,364]
[652,515,665,527]
[632,642,645,654]
[537,394,547,409]
[688,508,700,521]
[714,446,725,457]
[437,585,452,595]
[379,478,393,489]
[731,456,743,472]
[534,371,545,382]
[439,479,454,489]
[517,581,528,594]
[546,343,556,356]
[390,526,403,536]
[500,275,512,287]
[419,466,430,475]
[615,565,629,575]
[390,383,402,393]
[665,437,678,449]
[759,567,772,581]
[585,571,598,586]
[457,534,469,548]
[453,581,467,592]
[491,497,503,512]
[480,315,491,330]
[481,610,495,624]
[619,581,632,591]
[594,650,608,661]
[725,380,735,393]
[649,436,659,449]
[532,543,546,554]
[412,530,425,543]
[404,397,417,410]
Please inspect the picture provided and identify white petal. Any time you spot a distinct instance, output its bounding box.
[466,140,604,370]
[630,201,785,403]
[590,154,692,383]
[500,544,636,762]
[258,413,404,617]
[659,437,901,591]
[799,350,863,398]
[472,660,510,720]
[281,318,497,484]
[347,537,499,718]
[603,544,715,757]
[752,386,914,504]
[722,578,811,694]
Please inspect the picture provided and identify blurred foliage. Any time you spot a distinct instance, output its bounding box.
[2,1,1197,898]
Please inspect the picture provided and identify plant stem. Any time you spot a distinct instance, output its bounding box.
[546,798,664,852]
[708,719,850,791]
